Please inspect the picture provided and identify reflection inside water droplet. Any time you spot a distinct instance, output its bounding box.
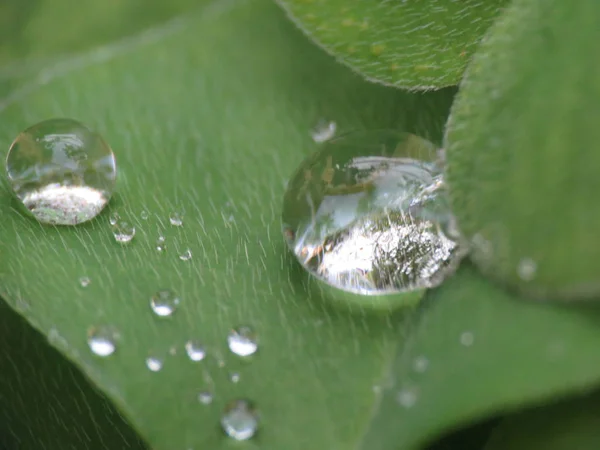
[6,118,117,225]
[281,130,467,295]
[88,326,118,356]
[227,326,258,357]
[221,399,259,441]
[150,289,180,317]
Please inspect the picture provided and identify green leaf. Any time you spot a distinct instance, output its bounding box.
[0,0,456,448]
[0,298,146,449]
[276,0,507,90]
[444,0,600,299]
[361,264,600,450]
[485,393,600,450]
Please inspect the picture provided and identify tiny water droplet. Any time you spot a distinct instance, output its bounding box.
[413,355,429,373]
[79,276,91,288]
[156,235,166,252]
[517,257,537,281]
[150,289,180,317]
[169,212,183,226]
[169,346,177,356]
[113,221,135,243]
[146,356,164,372]
[6,118,117,225]
[179,249,192,261]
[140,210,149,220]
[227,326,258,357]
[229,372,240,383]
[397,387,418,409]
[221,399,259,441]
[282,130,467,295]
[185,340,206,362]
[311,120,337,143]
[460,331,474,347]
[109,212,119,226]
[198,391,213,405]
[88,326,118,357]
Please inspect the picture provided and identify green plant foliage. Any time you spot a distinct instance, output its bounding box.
[445,0,600,299]
[0,0,457,448]
[361,265,600,450]
[276,0,507,90]
[485,393,600,450]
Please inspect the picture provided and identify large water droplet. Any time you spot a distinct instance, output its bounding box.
[146,356,164,372]
[185,340,206,361]
[113,220,135,243]
[6,118,117,225]
[281,130,466,295]
[227,326,258,357]
[150,289,180,317]
[221,399,259,441]
[88,326,118,357]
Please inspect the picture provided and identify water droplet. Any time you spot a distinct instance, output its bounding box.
[397,386,418,408]
[460,331,474,347]
[517,257,537,281]
[140,210,149,220]
[198,391,213,405]
[113,220,135,243]
[6,118,117,225]
[156,235,166,252]
[109,212,119,226]
[311,120,337,143]
[88,326,118,357]
[281,130,466,295]
[150,289,180,317]
[179,249,192,261]
[169,212,183,226]
[221,399,259,441]
[185,340,206,361]
[146,356,164,372]
[169,346,177,356]
[79,276,91,287]
[229,372,240,383]
[413,355,429,373]
[227,326,258,357]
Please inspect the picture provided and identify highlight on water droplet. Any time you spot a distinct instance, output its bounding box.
[169,212,183,226]
[109,211,119,226]
[179,249,192,261]
[146,355,164,372]
[150,289,180,317]
[311,120,337,143]
[113,220,135,243]
[227,325,258,357]
[198,391,213,405]
[6,118,117,225]
[88,325,118,357]
[517,257,537,281]
[156,235,166,252]
[221,399,259,441]
[79,276,91,288]
[185,340,206,362]
[281,130,467,295]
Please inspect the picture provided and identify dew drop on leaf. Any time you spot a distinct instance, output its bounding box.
[113,220,135,244]
[109,211,119,226]
[6,118,117,225]
[185,340,206,362]
[517,257,537,281]
[140,210,149,220]
[221,399,259,441]
[146,356,164,372]
[179,249,192,261]
[150,289,180,317]
[413,355,429,373]
[227,326,258,357]
[169,212,183,226]
[156,235,166,252]
[198,391,213,405]
[460,331,474,347]
[229,372,241,383]
[79,276,91,288]
[397,386,418,409]
[311,119,337,143]
[87,326,118,357]
[281,130,467,295]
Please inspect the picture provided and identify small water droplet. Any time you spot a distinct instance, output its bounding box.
[156,235,166,252]
[198,391,213,405]
[140,210,149,220]
[282,130,467,295]
[109,212,119,226]
[311,120,337,143]
[169,212,183,226]
[146,356,164,372]
[227,326,258,357]
[179,249,192,261]
[79,276,91,288]
[113,221,135,243]
[221,399,259,441]
[413,355,429,373]
[6,118,117,225]
[229,372,240,383]
[517,257,537,281]
[169,346,177,356]
[185,340,206,361]
[150,289,180,317]
[460,331,474,347]
[397,387,418,409]
[88,326,118,357]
